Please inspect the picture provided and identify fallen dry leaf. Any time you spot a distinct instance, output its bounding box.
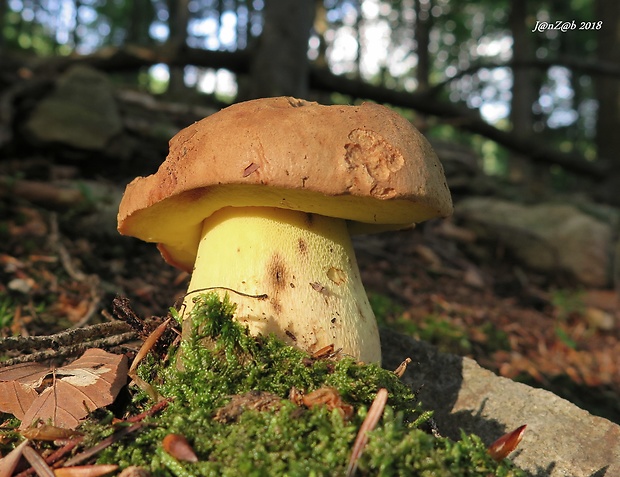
[162,434,198,462]
[0,362,51,419]
[0,349,128,430]
[301,386,354,420]
[488,424,527,461]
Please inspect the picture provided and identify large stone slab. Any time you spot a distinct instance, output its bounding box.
[26,65,122,150]
[380,328,620,477]
[455,198,613,287]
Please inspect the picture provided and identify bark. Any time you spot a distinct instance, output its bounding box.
[509,0,535,140]
[414,0,432,91]
[246,0,315,99]
[166,0,190,98]
[596,0,620,163]
[0,0,7,51]
[508,0,538,183]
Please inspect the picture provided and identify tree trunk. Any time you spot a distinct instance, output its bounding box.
[594,0,620,203]
[166,0,190,98]
[126,0,155,45]
[596,0,620,162]
[246,0,315,99]
[0,0,6,52]
[414,0,432,91]
[508,0,538,185]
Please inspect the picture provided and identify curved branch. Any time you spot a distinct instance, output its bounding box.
[428,57,620,96]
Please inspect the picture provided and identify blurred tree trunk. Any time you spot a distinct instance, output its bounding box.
[0,0,6,52]
[166,0,190,98]
[313,0,328,68]
[126,0,155,45]
[245,0,314,99]
[414,0,432,91]
[595,0,620,203]
[508,0,537,185]
[596,0,620,162]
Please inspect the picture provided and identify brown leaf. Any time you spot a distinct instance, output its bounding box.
[0,361,50,386]
[0,381,40,420]
[302,387,353,420]
[17,349,128,430]
[0,362,51,419]
[488,424,527,461]
[162,434,198,462]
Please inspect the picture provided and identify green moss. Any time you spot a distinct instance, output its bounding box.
[98,293,525,476]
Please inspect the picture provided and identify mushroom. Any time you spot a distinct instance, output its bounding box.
[117,97,452,363]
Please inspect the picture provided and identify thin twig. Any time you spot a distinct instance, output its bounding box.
[62,423,143,467]
[0,321,133,353]
[345,388,389,477]
[22,446,55,477]
[1,331,137,366]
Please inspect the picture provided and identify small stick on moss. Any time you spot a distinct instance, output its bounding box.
[345,388,388,477]
[126,397,172,423]
[393,357,411,378]
[63,423,143,467]
[14,437,83,477]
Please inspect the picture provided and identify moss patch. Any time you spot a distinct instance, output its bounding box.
[99,293,525,476]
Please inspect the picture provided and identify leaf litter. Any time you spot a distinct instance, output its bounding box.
[0,348,127,430]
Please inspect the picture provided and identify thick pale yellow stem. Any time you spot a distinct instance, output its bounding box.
[183,206,381,363]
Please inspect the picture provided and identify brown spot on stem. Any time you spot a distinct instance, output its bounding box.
[267,254,288,291]
[298,238,308,255]
[267,254,288,314]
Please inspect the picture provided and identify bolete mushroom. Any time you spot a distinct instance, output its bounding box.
[117,97,452,363]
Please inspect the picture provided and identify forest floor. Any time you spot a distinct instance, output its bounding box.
[1,176,619,426]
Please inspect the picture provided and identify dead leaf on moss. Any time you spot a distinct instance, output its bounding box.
[0,349,128,430]
[300,386,354,420]
[213,390,282,423]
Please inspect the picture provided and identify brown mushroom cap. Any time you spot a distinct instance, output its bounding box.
[117,97,453,272]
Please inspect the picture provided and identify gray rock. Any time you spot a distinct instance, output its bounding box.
[380,328,620,477]
[455,198,613,287]
[26,65,122,150]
